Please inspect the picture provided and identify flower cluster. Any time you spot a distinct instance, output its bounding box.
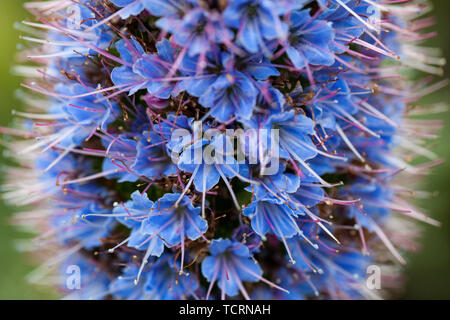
[2,0,445,300]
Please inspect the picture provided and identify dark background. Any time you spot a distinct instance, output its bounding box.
[0,1,448,299]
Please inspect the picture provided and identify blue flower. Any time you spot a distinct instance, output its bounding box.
[51,185,115,249]
[199,71,258,121]
[143,0,192,17]
[177,133,239,192]
[34,150,90,195]
[307,72,358,131]
[113,190,153,230]
[341,179,395,231]
[136,39,183,98]
[232,225,263,254]
[241,54,280,80]
[243,198,307,262]
[108,0,195,20]
[264,266,319,299]
[48,84,120,149]
[158,8,233,57]
[318,0,371,54]
[289,176,325,208]
[46,2,113,59]
[110,0,146,18]
[309,249,373,299]
[109,191,165,262]
[223,0,290,53]
[144,253,200,299]
[101,134,139,182]
[178,51,223,97]
[179,50,277,105]
[132,131,177,179]
[285,10,335,69]
[254,85,285,112]
[244,163,300,199]
[111,38,146,95]
[112,39,182,98]
[243,198,318,263]
[267,110,318,163]
[201,239,263,299]
[237,109,319,181]
[142,193,208,248]
[110,265,152,300]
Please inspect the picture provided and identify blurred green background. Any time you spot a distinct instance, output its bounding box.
[0,1,448,299]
